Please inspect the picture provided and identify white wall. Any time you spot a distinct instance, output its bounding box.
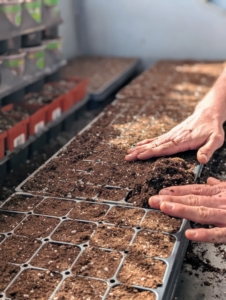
[77,0,226,66]
[58,0,78,60]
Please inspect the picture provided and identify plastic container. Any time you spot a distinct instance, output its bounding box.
[43,25,58,39]
[0,36,21,55]
[43,38,62,66]
[22,31,42,47]
[1,104,29,151]
[46,95,62,122]
[43,0,59,20]
[67,78,88,104]
[22,45,45,73]
[0,130,7,159]
[23,0,42,23]
[0,51,26,77]
[0,0,24,28]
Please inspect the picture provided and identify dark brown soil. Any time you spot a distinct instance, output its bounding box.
[68,201,109,222]
[104,206,145,227]
[30,243,80,272]
[51,220,96,244]
[71,184,100,199]
[142,211,182,233]
[0,236,41,264]
[130,230,175,258]
[0,262,20,291]
[0,212,25,233]
[6,269,62,300]
[34,198,74,217]
[97,188,128,202]
[118,254,166,289]
[1,195,42,212]
[90,225,134,251]
[106,285,156,300]
[54,277,107,300]
[14,215,59,238]
[72,246,122,279]
[74,160,94,172]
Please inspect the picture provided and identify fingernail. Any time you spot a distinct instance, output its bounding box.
[159,189,171,195]
[150,196,162,206]
[202,154,208,163]
[186,230,197,237]
[163,202,174,210]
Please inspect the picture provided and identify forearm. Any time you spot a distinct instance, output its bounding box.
[195,66,226,124]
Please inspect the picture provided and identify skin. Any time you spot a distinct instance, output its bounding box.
[125,67,226,163]
[149,177,226,243]
[125,67,226,243]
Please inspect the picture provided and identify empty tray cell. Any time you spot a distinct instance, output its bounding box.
[0,262,20,292]
[30,243,80,272]
[90,225,134,251]
[6,269,62,300]
[130,230,175,258]
[72,247,122,280]
[1,194,43,213]
[104,206,145,227]
[106,285,156,300]
[141,211,182,233]
[117,254,166,289]
[51,220,96,244]
[54,277,107,300]
[0,212,24,233]
[34,198,74,217]
[74,160,94,172]
[71,185,100,200]
[97,188,128,202]
[0,236,41,264]
[68,202,109,222]
[14,215,59,238]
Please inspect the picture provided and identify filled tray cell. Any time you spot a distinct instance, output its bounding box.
[30,243,80,272]
[72,247,122,280]
[97,188,128,202]
[68,202,109,222]
[34,198,74,217]
[54,276,107,300]
[90,225,134,251]
[1,194,43,212]
[71,185,100,200]
[0,262,20,292]
[0,235,41,264]
[14,215,59,238]
[106,285,156,300]
[0,212,24,233]
[51,220,96,244]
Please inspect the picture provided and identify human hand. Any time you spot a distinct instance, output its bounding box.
[125,108,224,164]
[149,177,226,243]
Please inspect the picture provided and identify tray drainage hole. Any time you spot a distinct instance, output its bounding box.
[44,238,49,242]
[136,227,141,230]
[27,211,32,215]
[124,250,129,254]
[62,217,67,220]
[0,294,3,298]
[110,279,115,284]
[65,271,70,275]
[7,232,12,236]
[23,264,28,268]
[98,221,103,224]
[83,244,88,248]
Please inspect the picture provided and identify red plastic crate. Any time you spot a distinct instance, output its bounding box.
[16,103,48,136]
[67,78,88,103]
[46,96,63,122]
[0,131,7,160]
[1,104,29,151]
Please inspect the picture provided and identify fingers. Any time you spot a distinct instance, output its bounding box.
[207,177,222,185]
[158,183,226,197]
[160,202,226,227]
[197,134,224,164]
[149,194,226,210]
[136,139,156,146]
[185,227,226,243]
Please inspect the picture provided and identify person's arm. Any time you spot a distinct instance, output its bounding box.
[149,177,226,243]
[125,67,226,164]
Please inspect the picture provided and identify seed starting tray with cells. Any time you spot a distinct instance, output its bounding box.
[1,61,224,300]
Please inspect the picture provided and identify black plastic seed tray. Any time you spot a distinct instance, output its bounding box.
[0,192,189,300]
[89,59,140,102]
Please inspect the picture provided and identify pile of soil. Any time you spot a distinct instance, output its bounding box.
[62,56,137,92]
